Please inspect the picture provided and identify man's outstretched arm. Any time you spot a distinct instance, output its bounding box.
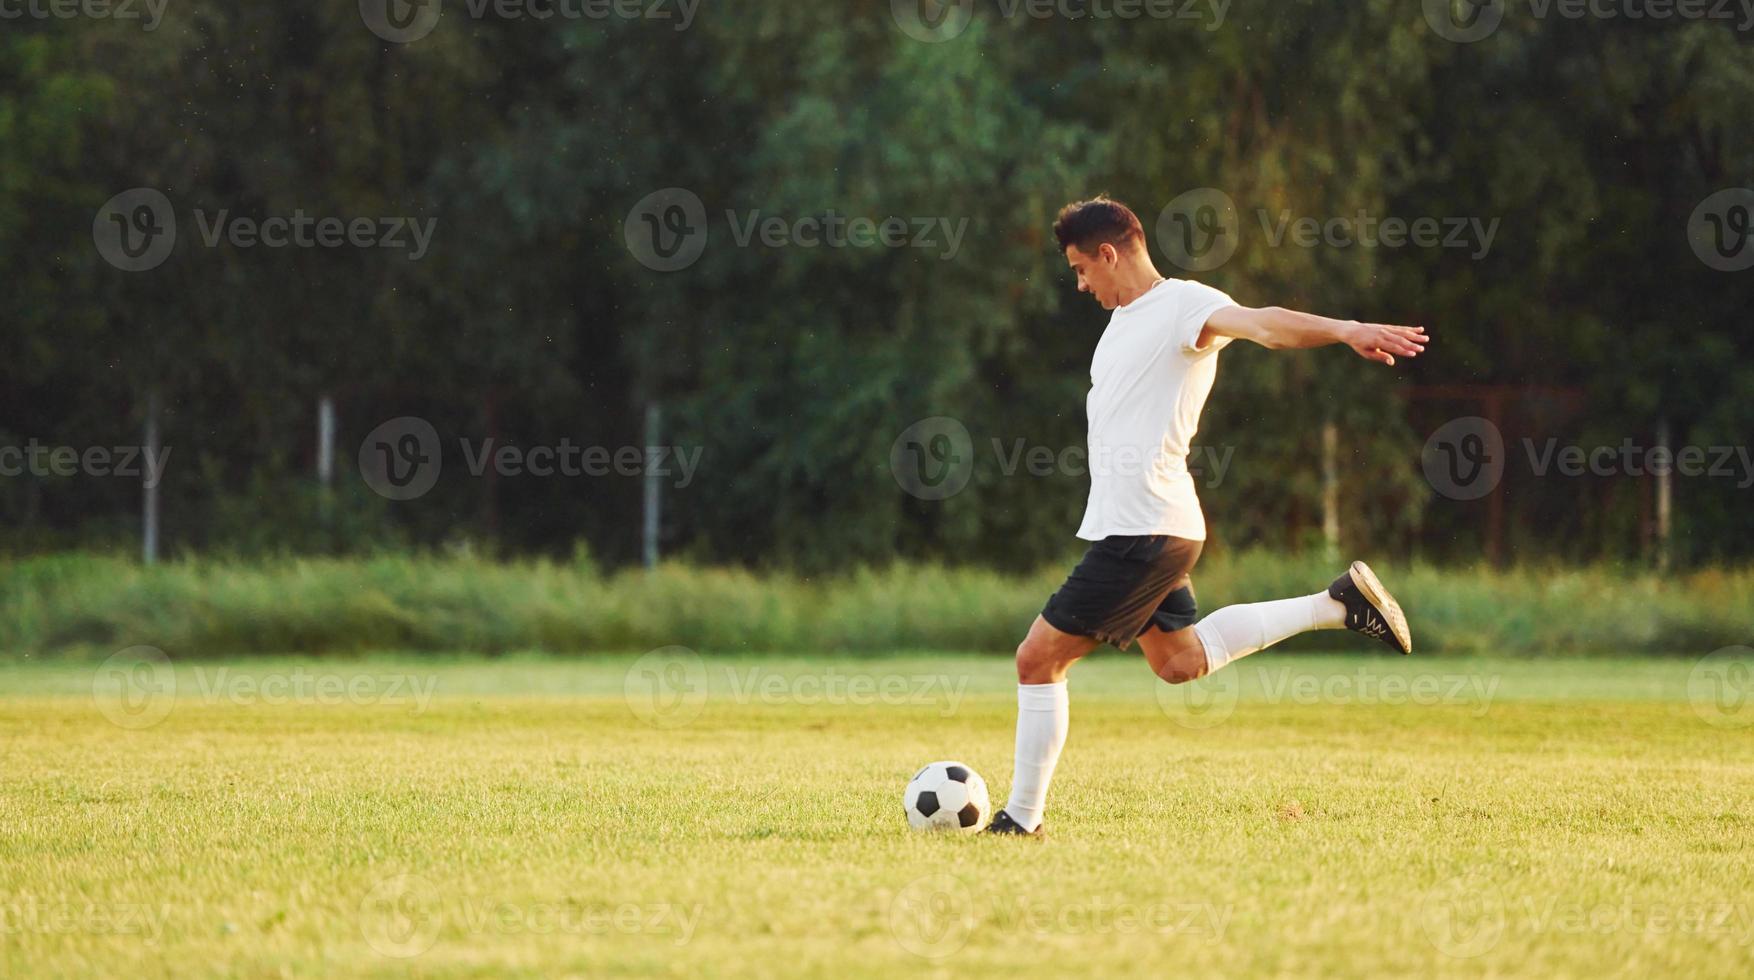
[1201,306,1428,366]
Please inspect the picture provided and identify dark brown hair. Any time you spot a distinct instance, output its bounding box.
[1052,196,1146,255]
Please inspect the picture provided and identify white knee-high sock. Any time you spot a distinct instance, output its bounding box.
[1192,592,1346,675]
[1004,681,1068,833]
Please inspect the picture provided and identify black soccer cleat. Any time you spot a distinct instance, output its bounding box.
[983,810,1044,838]
[1328,560,1413,654]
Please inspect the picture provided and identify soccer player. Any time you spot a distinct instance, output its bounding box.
[985,197,1427,837]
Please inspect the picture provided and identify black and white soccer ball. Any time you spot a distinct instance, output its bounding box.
[903,761,991,833]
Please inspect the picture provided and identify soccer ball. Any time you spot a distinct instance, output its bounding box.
[903,761,991,833]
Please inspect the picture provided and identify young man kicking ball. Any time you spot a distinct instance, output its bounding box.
[986,197,1428,837]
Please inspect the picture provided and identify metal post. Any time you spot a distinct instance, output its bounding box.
[317,395,336,487]
[1321,421,1340,564]
[142,391,160,565]
[1656,419,1672,572]
[643,401,661,571]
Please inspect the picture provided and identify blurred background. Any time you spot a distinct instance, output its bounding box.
[3,0,1752,655]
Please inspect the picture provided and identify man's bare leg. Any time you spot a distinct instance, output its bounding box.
[992,616,1099,835]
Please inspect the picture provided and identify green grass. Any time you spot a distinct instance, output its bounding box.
[6,551,1754,656]
[3,652,1752,978]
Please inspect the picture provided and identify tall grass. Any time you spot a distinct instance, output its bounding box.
[1,552,1749,657]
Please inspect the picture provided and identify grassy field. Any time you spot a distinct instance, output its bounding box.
[3,651,1752,977]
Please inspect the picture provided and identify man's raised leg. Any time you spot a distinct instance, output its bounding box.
[1140,561,1412,684]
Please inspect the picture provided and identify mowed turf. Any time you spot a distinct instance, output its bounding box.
[2,652,1751,978]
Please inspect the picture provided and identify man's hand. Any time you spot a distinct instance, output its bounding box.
[1203,306,1431,365]
[1344,321,1428,366]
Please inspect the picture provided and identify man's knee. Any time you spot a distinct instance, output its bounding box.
[1153,655,1207,685]
[1144,631,1209,685]
[1015,624,1088,683]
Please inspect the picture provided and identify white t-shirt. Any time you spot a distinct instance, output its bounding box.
[1075,278,1238,542]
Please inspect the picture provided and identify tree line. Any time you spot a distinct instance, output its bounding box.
[2,1,1750,570]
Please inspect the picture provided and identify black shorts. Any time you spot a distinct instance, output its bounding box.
[1040,535,1203,650]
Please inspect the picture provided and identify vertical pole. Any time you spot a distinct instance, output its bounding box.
[317,395,336,488]
[1321,420,1340,564]
[1484,391,1506,566]
[1656,419,1672,572]
[317,395,336,537]
[643,401,661,571]
[142,391,161,565]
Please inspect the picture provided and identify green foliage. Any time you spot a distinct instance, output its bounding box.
[3,552,1749,657]
[2,4,1750,566]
